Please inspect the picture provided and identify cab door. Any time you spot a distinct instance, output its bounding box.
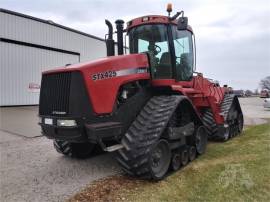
[171,27,195,81]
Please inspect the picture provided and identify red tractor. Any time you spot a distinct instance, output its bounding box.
[39,5,243,180]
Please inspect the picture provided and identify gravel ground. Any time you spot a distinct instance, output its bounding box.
[0,97,269,202]
[0,107,120,202]
[239,97,270,125]
[0,131,120,202]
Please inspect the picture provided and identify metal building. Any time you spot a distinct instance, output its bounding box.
[0,9,106,106]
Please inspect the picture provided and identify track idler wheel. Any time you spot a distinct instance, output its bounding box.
[195,126,208,154]
[189,146,196,161]
[149,139,171,180]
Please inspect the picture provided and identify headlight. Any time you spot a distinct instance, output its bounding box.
[57,120,77,127]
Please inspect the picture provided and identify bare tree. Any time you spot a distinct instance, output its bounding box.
[245,90,253,96]
[260,76,270,90]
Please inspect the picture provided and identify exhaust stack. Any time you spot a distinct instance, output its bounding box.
[115,19,124,55]
[105,20,115,56]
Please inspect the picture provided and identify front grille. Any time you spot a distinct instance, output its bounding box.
[39,72,72,115]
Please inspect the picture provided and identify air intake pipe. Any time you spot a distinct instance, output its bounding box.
[105,19,115,56]
[115,19,124,55]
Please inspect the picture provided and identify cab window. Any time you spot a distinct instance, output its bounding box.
[129,24,172,79]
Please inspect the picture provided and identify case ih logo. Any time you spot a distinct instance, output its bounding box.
[92,67,148,81]
[28,82,40,92]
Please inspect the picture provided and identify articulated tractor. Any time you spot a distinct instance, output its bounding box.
[39,5,243,180]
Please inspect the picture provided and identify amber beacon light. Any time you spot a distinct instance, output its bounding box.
[167,3,173,16]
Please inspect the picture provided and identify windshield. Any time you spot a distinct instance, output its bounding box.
[129,24,173,79]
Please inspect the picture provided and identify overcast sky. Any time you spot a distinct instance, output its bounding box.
[1,0,270,90]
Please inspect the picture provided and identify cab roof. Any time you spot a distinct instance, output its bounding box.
[126,15,193,33]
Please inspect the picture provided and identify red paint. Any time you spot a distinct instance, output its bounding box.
[43,21,226,124]
[43,54,227,123]
[127,15,193,33]
[44,54,150,114]
[151,75,226,124]
[43,53,227,124]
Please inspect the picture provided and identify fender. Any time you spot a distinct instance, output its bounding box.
[151,76,227,124]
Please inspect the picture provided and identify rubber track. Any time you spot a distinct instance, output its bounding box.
[220,94,234,119]
[53,140,72,156]
[201,108,218,138]
[202,94,239,140]
[116,95,184,179]
[222,94,243,138]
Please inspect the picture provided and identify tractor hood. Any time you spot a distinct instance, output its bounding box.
[43,53,149,75]
[41,53,150,114]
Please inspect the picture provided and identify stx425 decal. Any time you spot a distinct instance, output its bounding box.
[92,70,116,81]
[92,67,148,81]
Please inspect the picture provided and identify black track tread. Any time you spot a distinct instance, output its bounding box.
[220,94,234,119]
[211,94,243,141]
[116,95,185,179]
[202,109,218,137]
[53,140,95,158]
[53,140,72,156]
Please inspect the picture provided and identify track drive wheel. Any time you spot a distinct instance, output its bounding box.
[53,140,95,158]
[195,126,208,154]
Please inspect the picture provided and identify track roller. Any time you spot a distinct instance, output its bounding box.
[188,146,196,161]
[171,152,181,171]
[181,147,189,166]
[195,126,208,154]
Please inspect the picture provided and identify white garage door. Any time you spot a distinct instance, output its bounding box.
[0,42,80,106]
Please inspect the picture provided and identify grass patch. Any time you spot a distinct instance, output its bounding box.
[69,124,270,202]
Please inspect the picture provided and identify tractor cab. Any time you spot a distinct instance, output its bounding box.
[105,5,195,82]
[128,20,194,81]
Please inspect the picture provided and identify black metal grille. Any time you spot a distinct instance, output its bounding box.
[39,72,72,115]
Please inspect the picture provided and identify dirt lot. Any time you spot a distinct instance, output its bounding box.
[0,97,269,202]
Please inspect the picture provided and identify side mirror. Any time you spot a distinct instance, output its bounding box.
[177,17,188,30]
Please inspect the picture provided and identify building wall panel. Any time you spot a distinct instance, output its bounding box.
[0,42,79,105]
[0,12,106,62]
[0,10,108,105]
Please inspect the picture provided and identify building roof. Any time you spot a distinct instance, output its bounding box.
[0,8,105,42]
